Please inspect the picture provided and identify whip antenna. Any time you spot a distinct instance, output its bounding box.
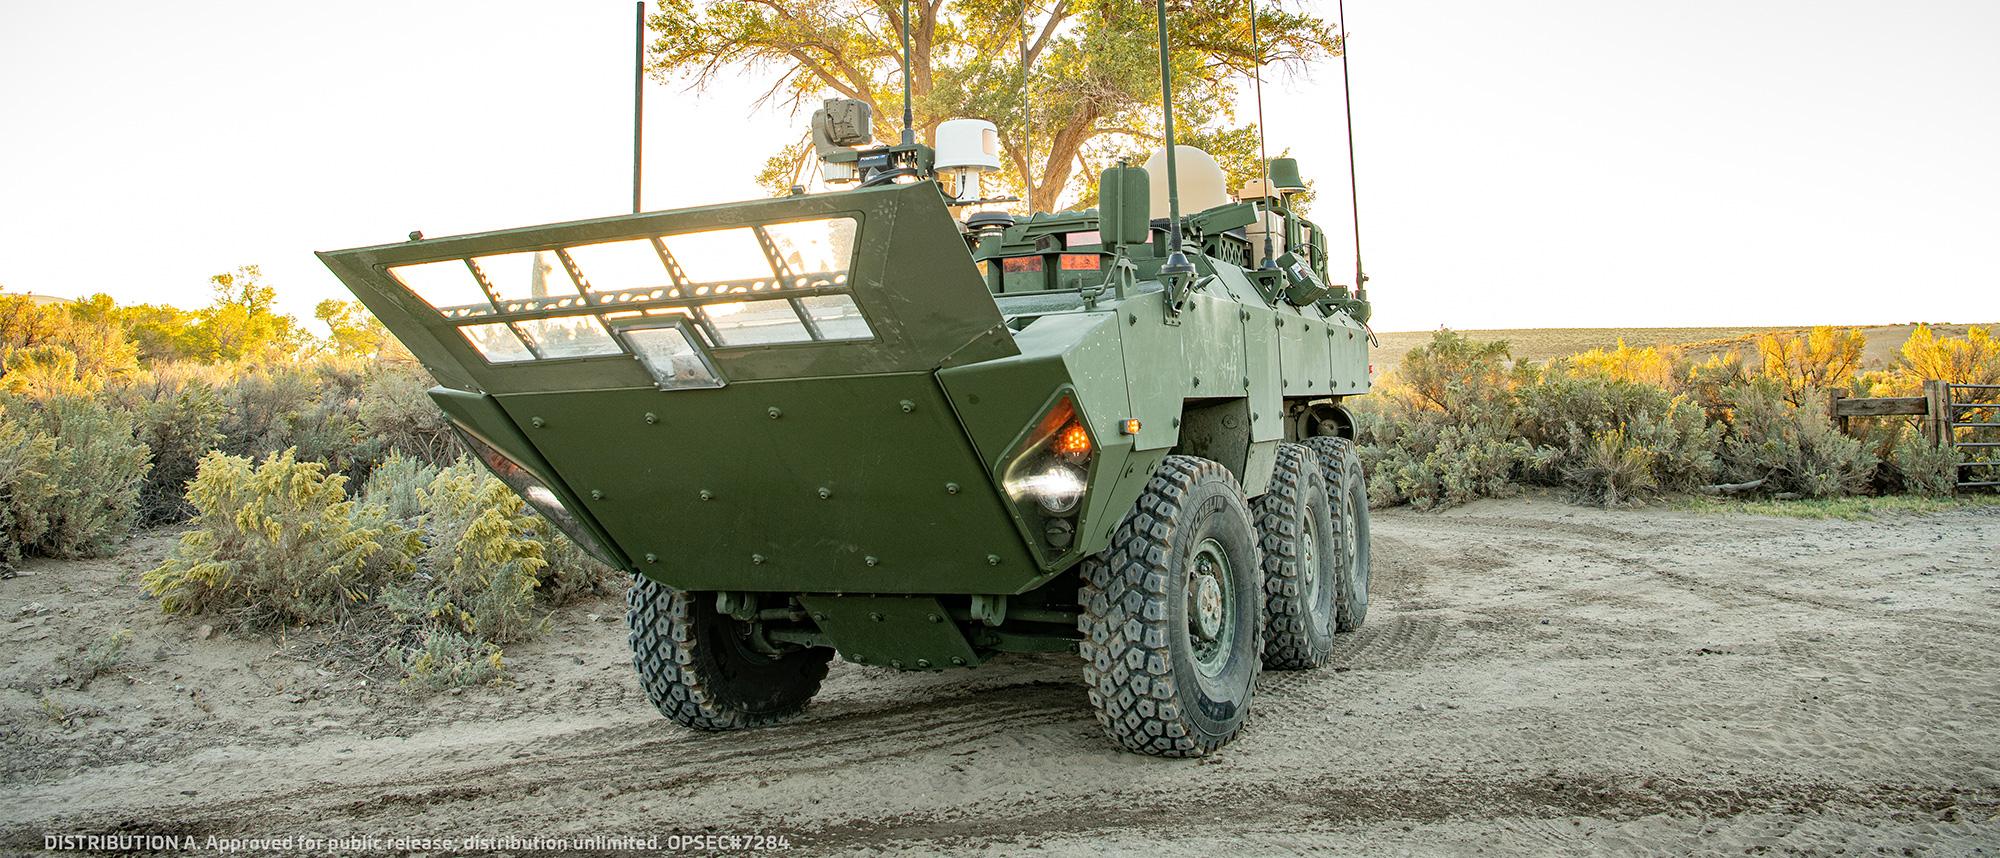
[632,0,645,213]
[1156,0,1193,284]
[899,0,915,145]
[1249,0,1273,269]
[1337,0,1366,300]
[1021,0,1031,209]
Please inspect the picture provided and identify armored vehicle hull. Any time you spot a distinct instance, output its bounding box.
[322,170,1374,756]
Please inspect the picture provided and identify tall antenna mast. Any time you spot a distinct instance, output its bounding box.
[1249,0,1273,269]
[1337,0,1366,301]
[631,0,645,213]
[899,0,916,146]
[1020,0,1031,209]
[1156,0,1193,286]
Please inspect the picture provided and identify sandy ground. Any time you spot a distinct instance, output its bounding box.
[2,496,1997,855]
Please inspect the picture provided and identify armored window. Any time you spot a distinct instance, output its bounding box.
[396,215,871,364]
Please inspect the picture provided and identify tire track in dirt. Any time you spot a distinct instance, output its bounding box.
[6,497,1997,855]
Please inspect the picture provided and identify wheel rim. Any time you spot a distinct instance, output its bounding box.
[1188,537,1235,675]
[1300,507,1322,615]
[1339,483,1360,593]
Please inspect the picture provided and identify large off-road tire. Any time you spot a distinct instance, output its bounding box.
[1078,455,1263,756]
[1304,436,1372,631]
[1254,443,1340,669]
[627,574,833,731]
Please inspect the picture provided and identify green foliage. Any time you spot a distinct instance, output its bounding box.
[359,453,440,522]
[1358,411,1530,510]
[314,300,395,359]
[356,361,460,466]
[0,395,150,562]
[76,629,135,686]
[389,461,555,644]
[1878,426,1959,497]
[1515,374,1718,503]
[1351,330,1531,509]
[125,373,227,525]
[1714,380,1875,499]
[142,449,415,627]
[386,628,505,692]
[0,294,138,384]
[215,361,367,475]
[652,0,1342,210]
[188,266,304,364]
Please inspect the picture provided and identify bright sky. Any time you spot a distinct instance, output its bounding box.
[2,1,1995,333]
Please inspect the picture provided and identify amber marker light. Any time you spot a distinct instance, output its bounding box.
[1120,418,1142,435]
[1054,422,1092,457]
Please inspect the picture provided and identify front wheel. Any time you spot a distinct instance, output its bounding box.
[627,575,833,731]
[1078,455,1263,756]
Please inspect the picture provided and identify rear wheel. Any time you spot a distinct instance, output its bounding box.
[1304,436,1371,631]
[1255,443,1339,669]
[627,574,833,730]
[1078,455,1263,756]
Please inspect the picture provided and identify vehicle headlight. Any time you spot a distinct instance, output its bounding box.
[452,426,622,568]
[1001,395,1095,551]
[1008,463,1087,515]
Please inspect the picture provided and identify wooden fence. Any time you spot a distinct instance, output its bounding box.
[1831,380,1998,490]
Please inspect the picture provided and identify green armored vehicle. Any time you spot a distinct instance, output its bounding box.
[321,47,1374,755]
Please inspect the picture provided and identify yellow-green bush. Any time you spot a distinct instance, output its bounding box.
[143,449,415,626]
[386,461,557,644]
[0,395,150,562]
[358,453,438,522]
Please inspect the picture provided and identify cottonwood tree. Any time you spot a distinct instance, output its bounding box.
[648,0,1340,210]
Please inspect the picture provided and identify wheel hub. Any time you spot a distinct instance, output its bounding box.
[1191,572,1224,641]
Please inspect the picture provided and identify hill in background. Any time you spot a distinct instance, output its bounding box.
[1370,323,1995,373]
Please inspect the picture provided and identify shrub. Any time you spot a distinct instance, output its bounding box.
[0,395,150,561]
[129,379,226,525]
[142,449,415,627]
[0,294,139,383]
[1358,407,1530,510]
[1515,375,1718,502]
[2,345,97,398]
[1754,327,1866,405]
[0,421,56,563]
[1877,427,1959,497]
[356,361,459,467]
[388,460,607,644]
[360,453,440,522]
[216,362,367,476]
[1565,428,1658,507]
[1899,324,2000,387]
[1716,380,1875,498]
[1564,339,1681,389]
[1392,330,1520,416]
[386,628,505,692]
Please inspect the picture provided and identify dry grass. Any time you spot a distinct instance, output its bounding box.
[1372,323,1998,374]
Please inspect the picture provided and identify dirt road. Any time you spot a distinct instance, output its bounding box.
[3,497,1997,855]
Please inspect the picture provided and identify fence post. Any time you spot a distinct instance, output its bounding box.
[1826,389,1846,435]
[1923,379,1949,447]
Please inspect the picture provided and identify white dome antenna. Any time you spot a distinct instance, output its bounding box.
[935,118,1001,202]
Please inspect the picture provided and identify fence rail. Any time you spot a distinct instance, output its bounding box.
[1945,383,1999,489]
[1829,381,1995,492]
